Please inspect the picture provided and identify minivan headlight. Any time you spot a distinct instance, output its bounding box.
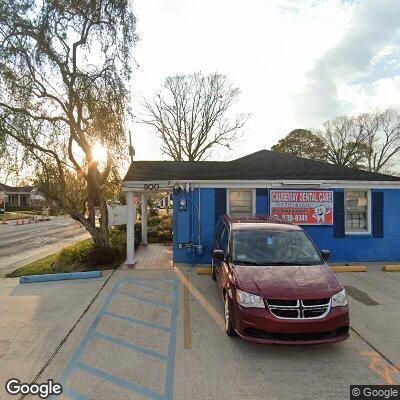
[331,289,347,307]
[236,289,265,308]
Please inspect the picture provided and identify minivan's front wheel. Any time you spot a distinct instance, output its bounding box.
[224,294,237,337]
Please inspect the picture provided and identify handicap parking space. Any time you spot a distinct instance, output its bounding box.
[2,267,400,400]
[52,274,180,400]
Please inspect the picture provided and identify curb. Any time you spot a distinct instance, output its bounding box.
[331,265,368,273]
[20,271,102,284]
[196,267,212,275]
[383,265,400,272]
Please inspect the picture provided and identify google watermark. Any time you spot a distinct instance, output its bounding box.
[350,385,400,400]
[5,379,63,398]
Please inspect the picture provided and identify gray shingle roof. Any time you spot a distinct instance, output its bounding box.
[123,150,400,182]
[0,183,35,193]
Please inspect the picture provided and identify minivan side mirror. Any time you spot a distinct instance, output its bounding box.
[321,249,330,261]
[213,249,225,262]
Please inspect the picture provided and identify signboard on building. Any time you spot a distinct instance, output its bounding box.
[107,204,127,226]
[270,190,334,225]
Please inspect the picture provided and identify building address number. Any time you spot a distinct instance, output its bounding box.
[143,184,160,190]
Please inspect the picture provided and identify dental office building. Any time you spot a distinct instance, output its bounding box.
[122,150,400,265]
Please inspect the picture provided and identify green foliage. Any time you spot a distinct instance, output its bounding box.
[0,0,138,250]
[57,240,93,269]
[147,215,173,243]
[271,129,326,161]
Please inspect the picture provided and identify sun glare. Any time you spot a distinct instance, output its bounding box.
[92,142,108,163]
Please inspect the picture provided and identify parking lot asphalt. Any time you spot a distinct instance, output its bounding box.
[0,266,399,400]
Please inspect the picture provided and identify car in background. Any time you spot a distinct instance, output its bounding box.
[212,215,349,345]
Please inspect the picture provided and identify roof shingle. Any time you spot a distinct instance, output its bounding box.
[123,150,400,182]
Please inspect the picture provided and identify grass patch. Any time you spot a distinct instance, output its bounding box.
[7,252,60,277]
[7,232,126,278]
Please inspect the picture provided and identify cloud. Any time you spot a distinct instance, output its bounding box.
[295,0,400,126]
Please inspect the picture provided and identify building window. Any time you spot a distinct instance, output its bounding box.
[345,190,370,234]
[228,189,254,216]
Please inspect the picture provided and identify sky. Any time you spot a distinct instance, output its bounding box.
[130,0,400,162]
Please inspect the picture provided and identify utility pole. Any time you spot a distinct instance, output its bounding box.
[128,130,135,163]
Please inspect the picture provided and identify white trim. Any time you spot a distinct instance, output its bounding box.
[126,191,136,264]
[344,189,372,235]
[123,179,400,191]
[226,188,256,216]
[141,193,148,245]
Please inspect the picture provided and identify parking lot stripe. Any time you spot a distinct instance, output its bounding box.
[57,277,180,400]
[118,291,172,310]
[64,388,89,400]
[74,361,164,400]
[173,267,225,331]
[93,331,168,361]
[102,311,171,332]
[183,278,192,349]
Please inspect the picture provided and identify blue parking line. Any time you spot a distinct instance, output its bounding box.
[64,388,89,400]
[102,311,171,332]
[93,331,167,361]
[57,277,180,400]
[57,282,122,396]
[118,291,172,310]
[75,361,164,400]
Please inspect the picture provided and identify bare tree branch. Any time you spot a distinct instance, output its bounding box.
[142,72,249,161]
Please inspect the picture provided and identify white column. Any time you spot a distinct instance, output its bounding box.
[141,193,148,245]
[126,191,136,264]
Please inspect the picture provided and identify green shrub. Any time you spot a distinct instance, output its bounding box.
[148,216,162,227]
[57,240,93,268]
[134,221,141,243]
[109,227,127,249]
[158,229,173,242]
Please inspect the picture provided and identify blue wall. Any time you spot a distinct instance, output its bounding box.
[173,188,215,265]
[173,187,400,264]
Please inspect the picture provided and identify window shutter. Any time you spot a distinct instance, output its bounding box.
[215,188,227,224]
[256,188,268,215]
[256,188,268,197]
[372,192,384,238]
[334,192,345,238]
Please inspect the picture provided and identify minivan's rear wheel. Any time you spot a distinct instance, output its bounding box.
[211,260,216,281]
[224,293,237,337]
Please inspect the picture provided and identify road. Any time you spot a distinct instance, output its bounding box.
[0,216,89,276]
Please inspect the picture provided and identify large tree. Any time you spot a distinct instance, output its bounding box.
[271,129,326,161]
[142,72,249,161]
[318,116,368,169]
[0,0,136,251]
[357,109,400,173]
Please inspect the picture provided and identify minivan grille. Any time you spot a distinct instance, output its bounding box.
[266,298,330,319]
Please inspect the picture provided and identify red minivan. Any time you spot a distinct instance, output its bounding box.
[212,215,349,344]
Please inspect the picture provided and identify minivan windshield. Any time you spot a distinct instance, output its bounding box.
[232,229,323,266]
